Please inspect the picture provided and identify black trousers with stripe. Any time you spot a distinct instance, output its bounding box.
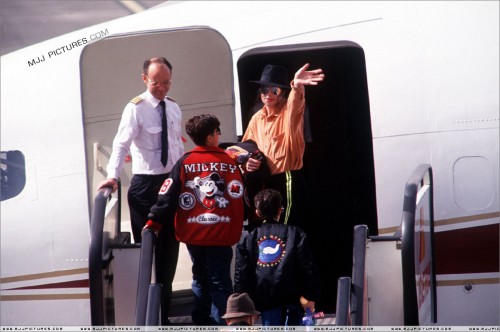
[267,169,308,228]
[247,169,308,230]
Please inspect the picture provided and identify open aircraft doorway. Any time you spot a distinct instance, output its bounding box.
[80,26,237,325]
[80,26,237,215]
[237,41,378,310]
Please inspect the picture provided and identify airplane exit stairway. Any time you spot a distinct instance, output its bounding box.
[89,181,195,326]
[334,164,437,326]
[89,164,436,326]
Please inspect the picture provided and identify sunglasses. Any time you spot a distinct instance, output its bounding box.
[146,76,171,87]
[259,86,282,96]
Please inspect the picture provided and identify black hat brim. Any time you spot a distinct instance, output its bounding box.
[249,80,289,89]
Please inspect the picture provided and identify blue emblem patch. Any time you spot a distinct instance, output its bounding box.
[257,235,285,267]
[179,192,195,210]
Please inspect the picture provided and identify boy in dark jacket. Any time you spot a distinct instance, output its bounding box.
[145,114,245,325]
[234,189,320,326]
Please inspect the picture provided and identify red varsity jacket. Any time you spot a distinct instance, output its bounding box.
[148,145,245,246]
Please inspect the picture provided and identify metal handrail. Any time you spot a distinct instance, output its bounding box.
[89,181,122,326]
[335,277,352,326]
[135,228,155,325]
[401,164,436,325]
[335,164,435,326]
[334,224,368,326]
[135,228,162,326]
[351,224,368,325]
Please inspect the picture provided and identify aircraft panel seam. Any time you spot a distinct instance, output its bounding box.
[232,18,383,51]
[373,126,500,140]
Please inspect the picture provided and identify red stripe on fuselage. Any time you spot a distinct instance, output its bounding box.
[434,224,499,275]
[3,279,89,291]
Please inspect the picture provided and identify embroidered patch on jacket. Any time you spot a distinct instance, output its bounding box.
[227,180,244,199]
[179,192,195,210]
[159,178,173,195]
[185,172,228,209]
[187,213,231,225]
[257,235,286,267]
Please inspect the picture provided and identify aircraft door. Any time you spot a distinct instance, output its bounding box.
[80,27,236,233]
[80,27,236,298]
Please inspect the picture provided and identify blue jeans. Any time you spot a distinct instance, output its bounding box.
[187,245,233,325]
[261,304,303,326]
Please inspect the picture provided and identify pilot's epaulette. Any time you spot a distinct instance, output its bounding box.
[166,96,176,103]
[130,96,144,105]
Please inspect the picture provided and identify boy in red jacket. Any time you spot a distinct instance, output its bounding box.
[145,114,245,325]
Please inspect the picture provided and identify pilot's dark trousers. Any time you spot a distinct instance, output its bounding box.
[128,173,180,325]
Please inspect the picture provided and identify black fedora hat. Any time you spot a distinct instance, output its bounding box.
[250,64,289,89]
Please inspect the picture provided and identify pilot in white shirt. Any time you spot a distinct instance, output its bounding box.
[96,57,183,325]
[106,89,184,180]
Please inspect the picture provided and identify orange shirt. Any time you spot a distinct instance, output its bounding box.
[242,82,305,175]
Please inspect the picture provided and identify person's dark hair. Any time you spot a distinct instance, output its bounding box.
[143,57,173,74]
[254,189,282,220]
[185,114,221,146]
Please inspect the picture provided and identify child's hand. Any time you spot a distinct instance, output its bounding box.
[245,157,262,173]
[300,296,315,312]
[143,220,162,232]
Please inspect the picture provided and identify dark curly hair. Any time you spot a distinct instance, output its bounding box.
[254,189,282,220]
[185,114,221,146]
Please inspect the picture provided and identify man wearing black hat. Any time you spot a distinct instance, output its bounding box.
[243,63,324,227]
[221,292,260,326]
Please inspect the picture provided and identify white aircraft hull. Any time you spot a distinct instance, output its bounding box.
[1,1,498,326]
